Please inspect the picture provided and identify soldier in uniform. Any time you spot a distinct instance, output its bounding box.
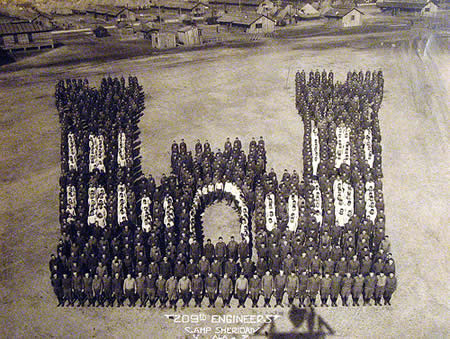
[363,272,377,305]
[340,272,353,306]
[286,271,300,306]
[320,273,332,306]
[155,275,167,308]
[112,272,124,306]
[249,274,261,308]
[192,273,204,307]
[92,274,103,307]
[123,273,137,307]
[205,272,219,307]
[51,273,64,306]
[215,237,228,264]
[136,271,147,307]
[82,272,94,307]
[298,271,308,307]
[219,273,233,308]
[352,273,365,306]
[384,272,397,305]
[102,273,112,307]
[307,272,320,306]
[261,270,274,307]
[235,274,249,308]
[145,273,157,307]
[274,270,287,307]
[62,273,73,306]
[178,275,192,307]
[374,272,386,306]
[166,275,179,309]
[330,272,342,307]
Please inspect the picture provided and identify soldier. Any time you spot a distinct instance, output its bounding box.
[136,271,147,307]
[238,238,250,262]
[82,272,94,307]
[178,275,192,307]
[298,271,308,307]
[219,273,233,308]
[330,272,342,307]
[159,257,172,280]
[363,272,377,305]
[192,273,204,307]
[374,272,386,305]
[320,273,332,306]
[198,256,211,278]
[261,270,274,307]
[112,272,124,306]
[235,274,249,308]
[384,272,397,305]
[145,273,157,307]
[286,271,300,306]
[155,275,167,308]
[352,273,365,306]
[92,274,103,307]
[204,239,215,262]
[242,257,255,279]
[249,274,261,308]
[205,272,219,307]
[256,257,269,277]
[166,275,179,310]
[215,237,228,263]
[224,257,238,282]
[211,258,223,279]
[227,236,239,261]
[307,272,320,306]
[274,270,287,307]
[383,258,396,275]
[102,274,112,307]
[51,273,64,306]
[123,273,137,307]
[340,272,353,306]
[72,271,83,307]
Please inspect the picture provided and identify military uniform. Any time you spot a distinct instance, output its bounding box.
[249,275,261,307]
[286,273,300,305]
[205,274,218,307]
[261,272,274,307]
[219,275,233,307]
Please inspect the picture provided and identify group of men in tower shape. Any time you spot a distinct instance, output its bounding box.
[49,71,396,309]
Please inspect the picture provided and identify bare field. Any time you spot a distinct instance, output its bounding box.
[0,33,449,338]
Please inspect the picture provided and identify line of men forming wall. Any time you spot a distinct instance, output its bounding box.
[50,71,397,309]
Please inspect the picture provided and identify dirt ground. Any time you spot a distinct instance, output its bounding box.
[0,29,448,338]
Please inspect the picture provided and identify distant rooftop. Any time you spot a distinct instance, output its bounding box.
[0,21,52,35]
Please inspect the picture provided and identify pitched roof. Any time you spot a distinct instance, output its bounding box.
[153,1,209,10]
[324,7,364,18]
[376,0,427,9]
[210,0,262,7]
[177,25,198,32]
[218,13,275,25]
[86,6,131,17]
[0,22,52,35]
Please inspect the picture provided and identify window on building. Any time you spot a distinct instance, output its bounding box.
[13,34,18,43]
[351,15,355,20]
[255,23,263,29]
[425,7,430,12]
[28,33,33,42]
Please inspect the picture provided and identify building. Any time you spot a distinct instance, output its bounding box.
[257,0,277,16]
[420,0,441,16]
[0,22,54,51]
[217,13,276,33]
[376,0,427,15]
[17,11,53,28]
[177,25,202,45]
[146,27,178,48]
[152,1,210,17]
[324,7,364,27]
[86,6,138,23]
[272,4,296,26]
[210,0,262,12]
[297,3,321,20]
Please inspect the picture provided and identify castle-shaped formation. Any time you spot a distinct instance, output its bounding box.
[49,72,396,309]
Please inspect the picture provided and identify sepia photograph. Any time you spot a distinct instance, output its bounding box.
[0,0,448,337]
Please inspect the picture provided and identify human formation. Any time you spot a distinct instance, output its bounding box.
[50,71,396,309]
